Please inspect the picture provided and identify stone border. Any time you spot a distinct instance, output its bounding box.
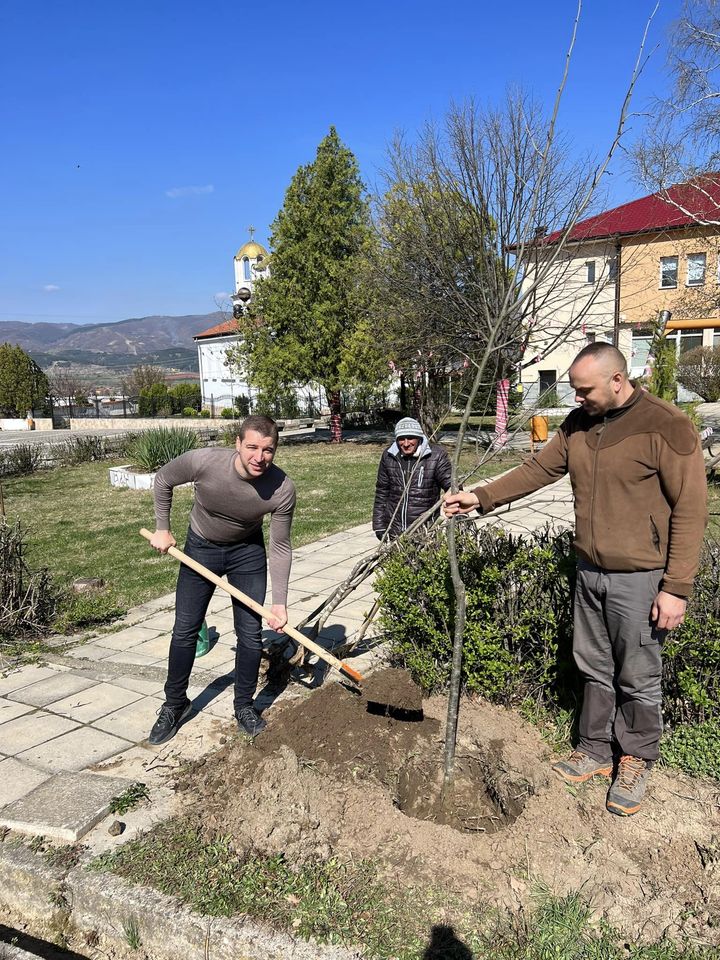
[108,465,156,490]
[0,842,360,960]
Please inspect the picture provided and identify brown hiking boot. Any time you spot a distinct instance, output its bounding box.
[606,755,653,817]
[552,750,613,784]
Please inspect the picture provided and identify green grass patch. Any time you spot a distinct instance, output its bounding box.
[660,719,720,781]
[89,819,712,959]
[109,782,150,815]
[1,443,521,636]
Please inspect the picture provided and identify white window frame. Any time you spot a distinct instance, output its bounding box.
[585,260,596,284]
[686,252,707,287]
[659,255,679,289]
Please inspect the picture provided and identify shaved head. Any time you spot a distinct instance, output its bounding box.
[569,342,633,416]
[572,342,627,377]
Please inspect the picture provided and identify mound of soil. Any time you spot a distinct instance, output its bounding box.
[180,668,720,945]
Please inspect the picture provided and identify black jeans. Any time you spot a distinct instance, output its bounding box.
[164,526,267,715]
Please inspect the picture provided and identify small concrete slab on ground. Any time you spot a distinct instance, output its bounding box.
[0,771,130,841]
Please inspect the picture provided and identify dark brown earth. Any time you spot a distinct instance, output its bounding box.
[361,666,424,714]
[179,667,720,945]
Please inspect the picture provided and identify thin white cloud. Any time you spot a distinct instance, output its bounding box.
[43,284,60,292]
[214,291,231,302]
[165,184,215,199]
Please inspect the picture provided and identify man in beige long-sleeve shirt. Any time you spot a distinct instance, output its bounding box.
[445,343,707,816]
[147,414,296,744]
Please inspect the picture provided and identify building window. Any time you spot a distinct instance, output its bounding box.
[631,331,653,373]
[243,257,251,281]
[660,256,679,288]
[585,261,596,284]
[608,257,618,281]
[678,330,703,354]
[687,252,707,286]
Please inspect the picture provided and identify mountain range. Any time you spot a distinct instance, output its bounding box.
[0,312,224,379]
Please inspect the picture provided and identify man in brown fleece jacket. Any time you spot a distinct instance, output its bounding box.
[445,342,707,816]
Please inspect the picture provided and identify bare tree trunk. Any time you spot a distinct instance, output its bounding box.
[328,389,342,443]
[443,514,466,783]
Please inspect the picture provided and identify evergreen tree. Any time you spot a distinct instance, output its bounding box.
[231,127,380,441]
[0,343,49,417]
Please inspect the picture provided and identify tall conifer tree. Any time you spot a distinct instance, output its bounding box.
[232,127,375,441]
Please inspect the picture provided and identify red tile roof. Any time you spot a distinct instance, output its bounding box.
[194,319,239,339]
[544,176,720,244]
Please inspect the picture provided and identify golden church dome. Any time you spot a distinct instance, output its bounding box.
[234,240,268,260]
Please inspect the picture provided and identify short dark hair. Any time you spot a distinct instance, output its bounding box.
[572,342,628,376]
[237,414,279,445]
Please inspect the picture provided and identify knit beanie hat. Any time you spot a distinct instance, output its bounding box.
[394,417,424,439]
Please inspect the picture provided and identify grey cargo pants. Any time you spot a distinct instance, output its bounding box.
[574,560,666,762]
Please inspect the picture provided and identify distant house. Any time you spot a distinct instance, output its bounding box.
[521,176,720,406]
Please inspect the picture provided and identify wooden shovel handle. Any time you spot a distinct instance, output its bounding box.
[139,529,364,684]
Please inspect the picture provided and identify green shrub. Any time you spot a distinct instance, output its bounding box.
[199,409,210,418]
[663,540,720,725]
[0,518,58,649]
[0,443,43,477]
[220,407,235,419]
[138,383,171,417]
[375,524,577,704]
[126,426,199,472]
[377,527,720,733]
[55,435,109,466]
[182,406,197,417]
[234,394,250,417]
[168,383,201,414]
[220,423,241,445]
[661,719,720,780]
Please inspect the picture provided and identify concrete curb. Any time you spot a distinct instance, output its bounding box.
[0,842,360,960]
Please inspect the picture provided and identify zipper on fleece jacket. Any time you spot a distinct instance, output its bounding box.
[589,418,607,566]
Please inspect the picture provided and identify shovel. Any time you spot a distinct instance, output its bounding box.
[139,529,364,685]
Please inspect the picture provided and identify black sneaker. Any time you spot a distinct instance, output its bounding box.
[236,705,267,737]
[148,700,192,745]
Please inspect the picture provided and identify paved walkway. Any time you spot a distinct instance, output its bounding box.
[0,476,574,845]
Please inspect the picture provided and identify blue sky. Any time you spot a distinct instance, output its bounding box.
[0,0,679,326]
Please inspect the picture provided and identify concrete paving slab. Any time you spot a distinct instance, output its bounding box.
[103,651,162,667]
[139,611,177,631]
[291,575,341,592]
[0,712,80,755]
[97,625,165,650]
[92,696,165,742]
[113,675,164,696]
[0,666,63,698]
[47,682,145,723]
[91,743,158,781]
[207,594,232,613]
[0,698,34,726]
[7,673,96,708]
[170,710,229,756]
[0,771,130,841]
[17,726,132,774]
[191,643,236,671]
[126,636,173,659]
[64,642,116,662]
[190,689,235,719]
[0,758,50,807]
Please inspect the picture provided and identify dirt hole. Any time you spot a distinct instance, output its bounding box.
[395,748,529,834]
